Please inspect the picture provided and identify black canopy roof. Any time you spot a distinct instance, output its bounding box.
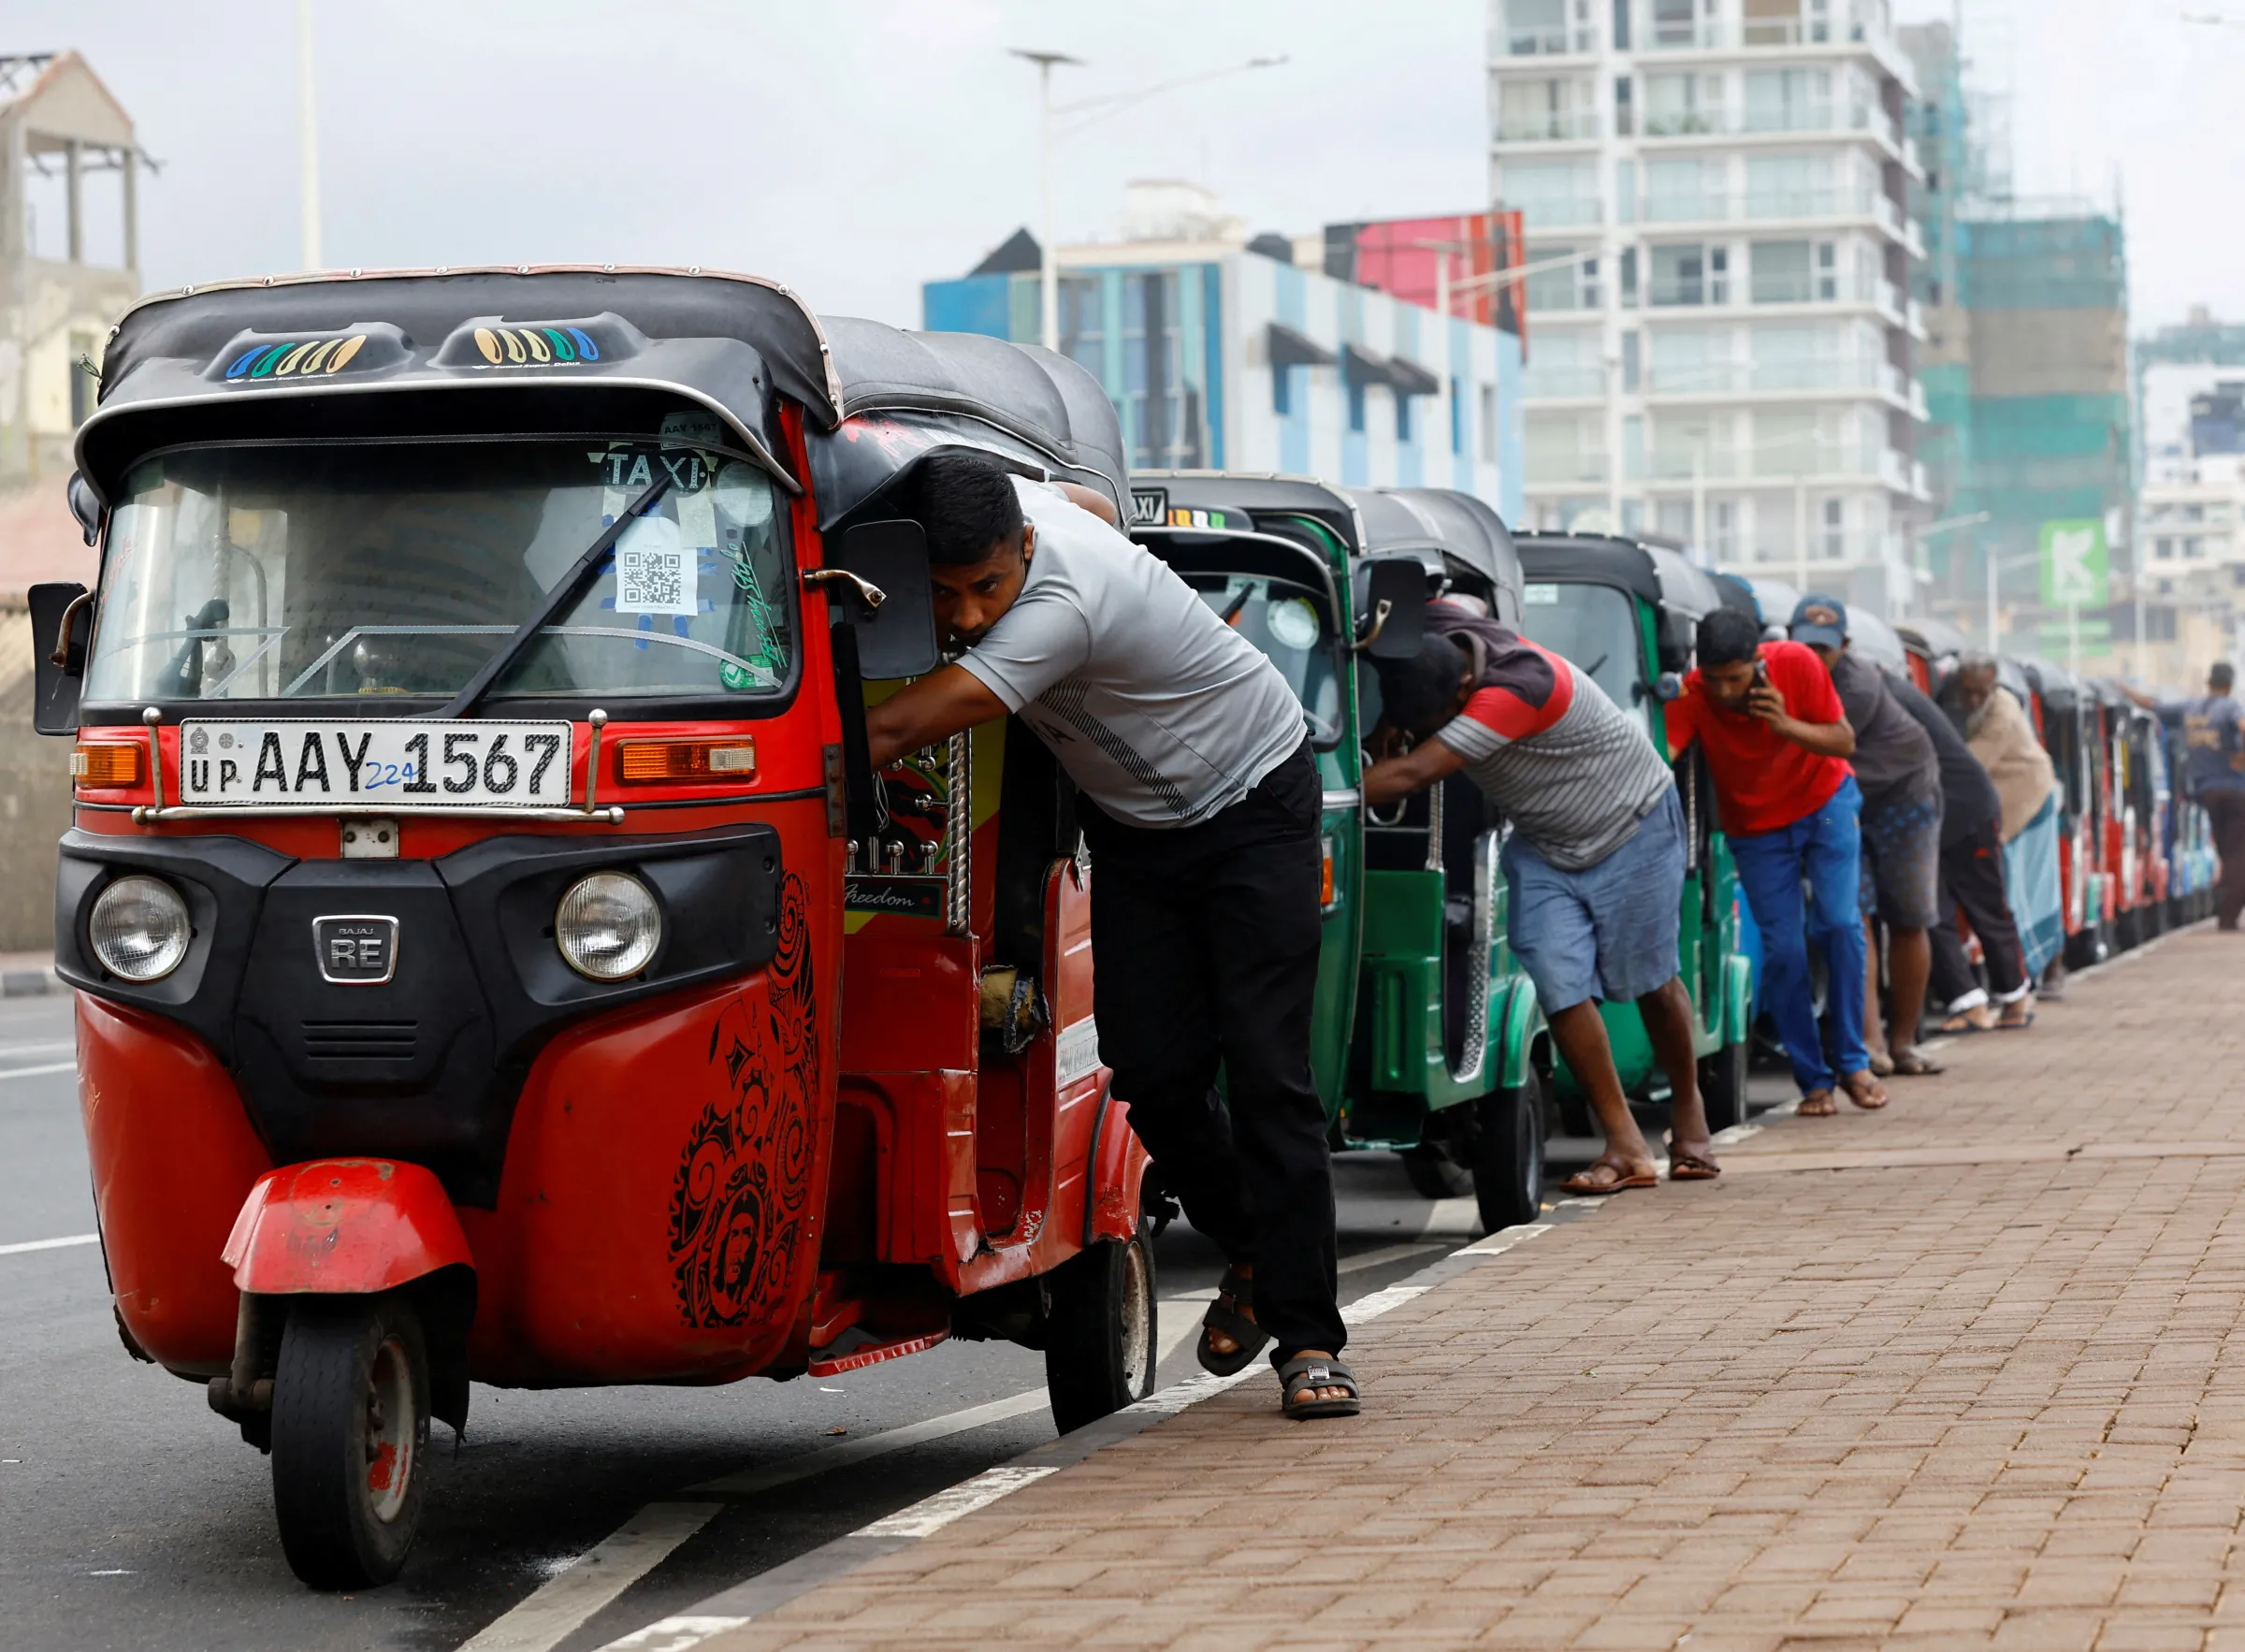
[1131,471,1365,556]
[77,266,1126,522]
[1897,616,1973,660]
[1513,531,1733,621]
[1340,486,1522,614]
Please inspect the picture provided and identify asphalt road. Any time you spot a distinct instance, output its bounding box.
[0,986,1785,1652]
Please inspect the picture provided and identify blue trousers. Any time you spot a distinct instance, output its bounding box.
[1731,775,1869,1094]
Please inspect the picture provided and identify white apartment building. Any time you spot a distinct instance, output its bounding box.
[2138,363,2245,635]
[1492,0,1931,611]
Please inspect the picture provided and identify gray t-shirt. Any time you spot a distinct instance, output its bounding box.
[955,478,1309,828]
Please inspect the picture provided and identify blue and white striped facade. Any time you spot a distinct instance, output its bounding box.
[924,244,1525,521]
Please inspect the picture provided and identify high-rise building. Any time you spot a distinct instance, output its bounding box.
[1490,0,1931,612]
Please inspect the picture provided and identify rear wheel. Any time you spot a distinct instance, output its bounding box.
[1470,1070,1546,1233]
[1044,1225,1156,1434]
[1400,1144,1473,1200]
[1700,1034,1753,1134]
[269,1295,430,1590]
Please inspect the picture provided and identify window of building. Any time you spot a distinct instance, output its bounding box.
[1526,247,1600,312]
[1396,392,1413,443]
[1498,77,1597,141]
[1621,329,1641,392]
[1623,413,1645,479]
[1058,278,1103,380]
[1498,159,1600,228]
[1823,497,1846,559]
[1272,363,1292,418]
[1749,239,1837,304]
[1620,247,1640,307]
[1612,0,1632,50]
[1120,270,1201,470]
[1348,378,1367,433]
[1649,0,1706,50]
[1712,499,1737,558]
[1644,156,1727,224]
[1451,377,1466,453]
[1480,384,1499,461]
[1743,67,1833,134]
[1657,500,1693,539]
[2186,536,2206,559]
[2157,538,2176,560]
[1651,243,1725,307]
[1644,71,1724,137]
[1615,76,1634,137]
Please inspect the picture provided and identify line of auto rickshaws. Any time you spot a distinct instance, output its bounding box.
[1123,473,2223,1229]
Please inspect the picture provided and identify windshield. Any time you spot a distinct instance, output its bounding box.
[83,427,793,706]
[1180,572,1343,746]
[1515,581,1644,712]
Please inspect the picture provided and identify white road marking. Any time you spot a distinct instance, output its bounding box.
[0,1062,77,1082]
[1459,1222,1555,1256]
[856,1464,1058,1538]
[600,1616,749,1651]
[685,1390,1052,1499]
[0,1040,71,1058]
[1413,1195,1480,1239]
[0,1233,97,1257]
[1339,1240,1446,1274]
[457,1502,722,1652]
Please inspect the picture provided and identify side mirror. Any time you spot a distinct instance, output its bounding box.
[823,519,940,679]
[31,581,93,736]
[66,473,103,547]
[1656,671,1684,703]
[1358,557,1428,660]
[1655,609,1695,674]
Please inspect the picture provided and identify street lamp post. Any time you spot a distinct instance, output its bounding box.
[1008,50,1081,354]
[1009,51,1286,355]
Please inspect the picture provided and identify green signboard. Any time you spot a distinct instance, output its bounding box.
[2039,518,2109,609]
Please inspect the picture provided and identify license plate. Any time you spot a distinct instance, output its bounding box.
[179,720,573,808]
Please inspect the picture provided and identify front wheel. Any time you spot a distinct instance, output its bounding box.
[1699,1034,1753,1134]
[1470,1070,1546,1232]
[269,1295,431,1590]
[1044,1225,1157,1434]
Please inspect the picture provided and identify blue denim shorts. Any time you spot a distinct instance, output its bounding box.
[1501,786,1686,1013]
[1860,790,1943,929]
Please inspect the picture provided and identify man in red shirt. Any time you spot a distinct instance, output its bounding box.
[1666,608,1888,1115]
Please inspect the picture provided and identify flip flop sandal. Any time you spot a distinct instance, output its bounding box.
[1797,1091,1839,1117]
[1195,1266,1270,1378]
[1278,1355,1362,1420]
[1867,1050,1896,1078]
[1560,1160,1659,1196]
[1995,1012,2037,1031]
[1890,1050,1946,1076]
[1665,1138,1722,1181]
[1935,1016,1992,1036]
[1840,1074,1890,1110]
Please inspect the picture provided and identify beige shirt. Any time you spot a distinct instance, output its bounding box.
[1968,686,2059,842]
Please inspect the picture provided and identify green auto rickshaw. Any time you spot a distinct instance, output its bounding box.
[1129,472,1547,1231]
[1509,533,1760,1133]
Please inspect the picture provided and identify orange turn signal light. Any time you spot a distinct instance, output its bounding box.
[615,738,757,784]
[1319,833,1338,911]
[71,743,144,789]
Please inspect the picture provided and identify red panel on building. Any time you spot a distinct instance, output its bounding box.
[1331,211,1527,350]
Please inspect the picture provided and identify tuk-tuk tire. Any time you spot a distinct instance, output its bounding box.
[1470,1071,1546,1233]
[1400,1145,1473,1201]
[269,1294,431,1590]
[1044,1223,1157,1435]
[1700,1036,1752,1135]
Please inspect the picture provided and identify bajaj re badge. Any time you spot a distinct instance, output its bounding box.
[313,916,399,985]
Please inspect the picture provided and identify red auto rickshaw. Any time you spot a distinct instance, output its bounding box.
[32,268,1153,1588]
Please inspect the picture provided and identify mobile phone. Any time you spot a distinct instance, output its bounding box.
[1752,659,1772,689]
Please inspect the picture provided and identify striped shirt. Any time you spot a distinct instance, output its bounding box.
[1431,628,1676,871]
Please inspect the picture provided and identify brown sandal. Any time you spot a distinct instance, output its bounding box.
[1797,1090,1838,1117]
[1839,1070,1890,1109]
[1666,1138,1721,1181]
[1560,1158,1658,1196]
[1890,1048,1945,1077]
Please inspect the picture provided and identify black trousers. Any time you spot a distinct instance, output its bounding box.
[2211,790,2245,930]
[1927,815,2029,1011]
[1078,743,1344,1364]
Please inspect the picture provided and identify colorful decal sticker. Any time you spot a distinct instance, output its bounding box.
[223,335,367,381]
[669,873,818,1330]
[1055,1015,1102,1088]
[471,324,599,367]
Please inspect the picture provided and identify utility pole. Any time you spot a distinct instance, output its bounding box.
[1009,50,1081,353]
[297,0,322,271]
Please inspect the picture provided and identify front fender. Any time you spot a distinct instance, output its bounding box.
[1494,979,1543,1093]
[1723,953,1756,1047]
[1086,1090,1151,1246]
[221,1158,472,1294]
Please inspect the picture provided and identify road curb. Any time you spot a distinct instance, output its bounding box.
[1,966,59,998]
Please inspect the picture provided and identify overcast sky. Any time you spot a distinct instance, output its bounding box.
[12,0,2240,333]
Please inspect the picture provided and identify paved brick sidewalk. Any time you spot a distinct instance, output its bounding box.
[702,928,2245,1651]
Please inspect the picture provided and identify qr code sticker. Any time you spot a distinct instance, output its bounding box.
[614,516,696,616]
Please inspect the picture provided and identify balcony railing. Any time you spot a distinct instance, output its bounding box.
[1522,364,1608,399]
[1514,196,1605,228]
[1640,102,1884,139]
[1642,359,1901,397]
[1524,450,1612,485]
[1493,25,1599,57]
[1640,187,1889,225]
[1641,14,1892,52]
[1494,109,1601,142]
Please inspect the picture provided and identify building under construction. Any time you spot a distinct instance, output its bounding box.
[1900,22,2133,659]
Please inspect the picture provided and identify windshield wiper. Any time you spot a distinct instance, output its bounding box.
[442,468,675,719]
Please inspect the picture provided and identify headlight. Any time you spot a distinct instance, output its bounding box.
[555,872,661,981]
[89,875,190,982]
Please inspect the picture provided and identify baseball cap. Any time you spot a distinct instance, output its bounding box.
[1789,594,1848,651]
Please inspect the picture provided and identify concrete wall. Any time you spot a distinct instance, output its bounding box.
[0,608,71,952]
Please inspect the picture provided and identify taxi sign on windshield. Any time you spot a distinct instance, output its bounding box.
[179,720,572,808]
